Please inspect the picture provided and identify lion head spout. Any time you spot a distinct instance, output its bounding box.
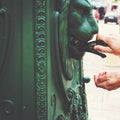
[68,0,98,59]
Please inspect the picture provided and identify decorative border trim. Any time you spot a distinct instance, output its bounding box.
[33,0,47,120]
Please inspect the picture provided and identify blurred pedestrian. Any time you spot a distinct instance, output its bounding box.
[94,11,100,22]
[93,8,100,23]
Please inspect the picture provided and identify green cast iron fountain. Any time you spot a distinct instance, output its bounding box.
[0,0,105,120]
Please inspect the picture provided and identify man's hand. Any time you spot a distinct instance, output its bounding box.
[94,34,120,55]
[94,72,120,90]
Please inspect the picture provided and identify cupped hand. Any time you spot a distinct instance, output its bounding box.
[94,72,120,90]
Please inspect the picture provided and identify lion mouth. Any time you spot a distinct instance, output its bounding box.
[68,36,89,59]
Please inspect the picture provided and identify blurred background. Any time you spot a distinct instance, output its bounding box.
[91,0,120,22]
[83,0,120,120]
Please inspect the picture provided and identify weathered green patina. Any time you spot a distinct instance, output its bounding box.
[51,0,98,119]
[68,0,98,59]
[0,0,98,120]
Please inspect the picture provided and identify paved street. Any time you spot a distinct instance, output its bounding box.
[83,20,120,120]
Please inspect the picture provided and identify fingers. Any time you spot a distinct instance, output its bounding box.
[93,34,113,53]
[94,45,112,53]
[94,72,107,83]
[94,34,120,55]
[94,72,113,90]
[95,81,117,91]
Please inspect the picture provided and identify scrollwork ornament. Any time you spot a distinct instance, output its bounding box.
[33,0,47,120]
[0,99,15,119]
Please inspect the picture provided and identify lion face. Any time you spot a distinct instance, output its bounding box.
[68,0,98,59]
